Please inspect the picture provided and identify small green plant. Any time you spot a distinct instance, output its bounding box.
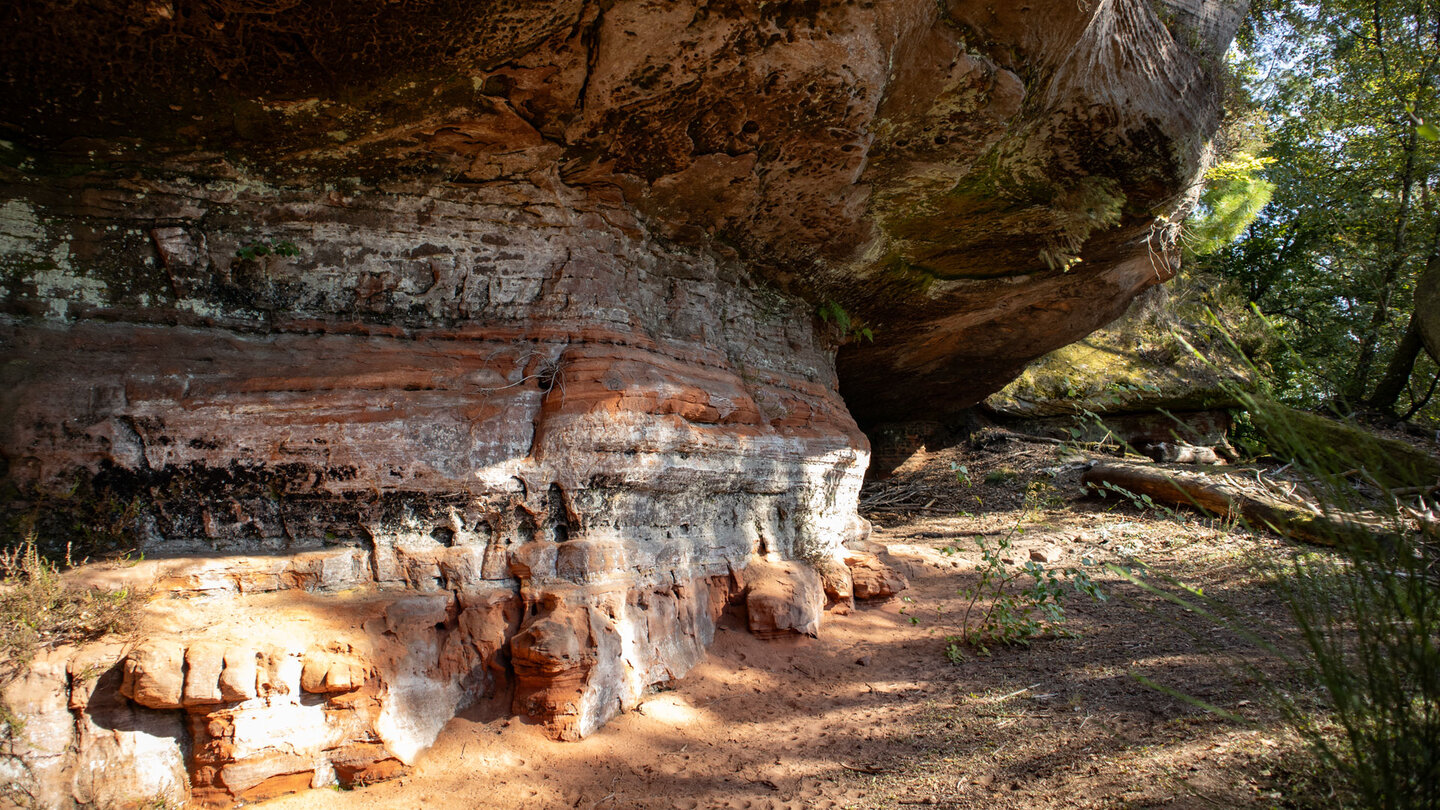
[944,480,1105,659]
[1,531,141,704]
[984,468,1020,486]
[817,299,875,343]
[1062,405,1133,455]
[234,239,301,261]
[817,299,850,331]
[945,531,1104,658]
[1026,478,1070,512]
[1092,479,1189,523]
[898,596,922,626]
[951,462,972,487]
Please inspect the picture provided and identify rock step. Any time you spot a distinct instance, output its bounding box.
[6,554,905,807]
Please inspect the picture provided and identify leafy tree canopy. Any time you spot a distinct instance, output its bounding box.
[1192,0,1440,421]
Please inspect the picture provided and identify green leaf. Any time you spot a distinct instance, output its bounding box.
[1417,123,1440,142]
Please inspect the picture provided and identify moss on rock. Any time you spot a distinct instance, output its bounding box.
[1249,401,1440,490]
[986,273,1264,417]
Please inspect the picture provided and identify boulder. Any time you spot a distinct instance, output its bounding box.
[745,560,825,639]
[816,557,857,611]
[120,642,185,710]
[300,647,369,695]
[217,648,259,703]
[183,643,228,707]
[330,744,407,789]
[844,552,910,601]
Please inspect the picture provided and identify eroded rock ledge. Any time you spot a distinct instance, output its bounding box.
[7,545,903,807]
[0,172,883,804]
[1,0,1239,805]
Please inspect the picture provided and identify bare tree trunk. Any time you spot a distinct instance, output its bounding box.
[1348,129,1417,401]
[1420,253,1440,366]
[1081,461,1395,548]
[1366,313,1425,414]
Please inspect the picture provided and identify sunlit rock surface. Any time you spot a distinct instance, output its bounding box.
[0,0,1241,804]
[978,281,1260,450]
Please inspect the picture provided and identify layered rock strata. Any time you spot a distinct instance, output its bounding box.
[5,548,899,807]
[1,0,1242,805]
[2,0,1247,425]
[0,174,872,804]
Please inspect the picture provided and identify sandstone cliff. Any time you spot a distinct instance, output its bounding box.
[0,0,1243,805]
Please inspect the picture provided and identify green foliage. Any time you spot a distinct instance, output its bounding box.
[1407,102,1440,142]
[1125,418,1440,808]
[1239,390,1440,808]
[1092,479,1189,524]
[1185,151,1276,257]
[945,535,1104,658]
[1128,323,1440,809]
[817,299,875,343]
[234,239,300,261]
[945,483,1105,658]
[987,271,1267,418]
[1197,0,1440,416]
[983,468,1019,486]
[1,531,141,779]
[1281,543,1440,808]
[1248,398,1440,488]
[0,532,139,681]
[817,299,849,331]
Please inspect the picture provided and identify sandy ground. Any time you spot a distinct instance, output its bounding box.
[261,441,1325,810]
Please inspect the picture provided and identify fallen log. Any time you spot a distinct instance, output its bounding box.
[974,428,1133,452]
[977,429,1067,446]
[1081,461,1394,548]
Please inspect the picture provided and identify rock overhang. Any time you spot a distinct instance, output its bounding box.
[4,0,1243,332]
[0,1,1245,804]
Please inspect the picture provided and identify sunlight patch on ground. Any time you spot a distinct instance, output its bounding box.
[636,693,702,726]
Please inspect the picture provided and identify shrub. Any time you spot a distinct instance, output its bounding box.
[946,483,1104,658]
[1138,330,1440,809]
[1248,396,1440,809]
[0,532,141,689]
